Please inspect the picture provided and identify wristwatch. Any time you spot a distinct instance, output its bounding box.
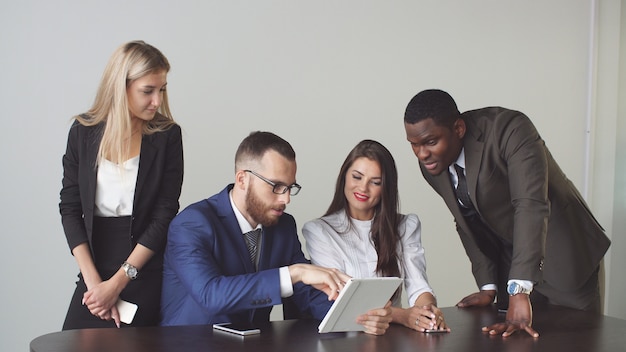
[507,282,532,296]
[121,261,138,280]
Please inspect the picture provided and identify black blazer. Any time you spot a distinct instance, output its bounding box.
[59,117,184,257]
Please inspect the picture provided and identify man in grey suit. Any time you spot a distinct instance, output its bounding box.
[403,89,610,338]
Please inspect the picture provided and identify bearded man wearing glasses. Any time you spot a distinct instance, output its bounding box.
[160,131,391,334]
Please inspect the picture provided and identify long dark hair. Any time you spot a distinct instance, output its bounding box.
[324,140,401,278]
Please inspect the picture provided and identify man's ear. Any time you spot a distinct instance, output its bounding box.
[235,169,248,190]
[453,118,466,139]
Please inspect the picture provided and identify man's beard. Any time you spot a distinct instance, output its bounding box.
[246,182,284,227]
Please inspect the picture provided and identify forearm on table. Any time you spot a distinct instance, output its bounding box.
[388,292,438,326]
[413,291,437,307]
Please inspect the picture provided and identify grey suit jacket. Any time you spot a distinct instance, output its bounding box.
[420,107,610,292]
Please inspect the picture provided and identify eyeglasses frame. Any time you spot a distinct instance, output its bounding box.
[244,169,302,196]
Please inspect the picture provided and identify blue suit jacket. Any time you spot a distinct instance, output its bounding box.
[160,184,332,326]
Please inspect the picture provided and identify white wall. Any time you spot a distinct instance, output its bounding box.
[600,0,626,319]
[0,1,622,350]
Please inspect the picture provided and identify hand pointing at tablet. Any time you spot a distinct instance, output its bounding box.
[288,264,351,301]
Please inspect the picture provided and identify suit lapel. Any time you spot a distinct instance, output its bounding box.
[433,172,471,235]
[257,227,272,271]
[216,186,257,272]
[463,124,484,216]
[85,125,101,222]
[135,133,157,204]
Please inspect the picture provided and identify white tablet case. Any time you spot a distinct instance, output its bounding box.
[318,277,402,333]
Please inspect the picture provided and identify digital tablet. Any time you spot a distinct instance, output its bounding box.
[318,277,403,333]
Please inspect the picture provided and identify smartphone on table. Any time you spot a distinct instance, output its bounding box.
[213,322,261,336]
[424,329,450,333]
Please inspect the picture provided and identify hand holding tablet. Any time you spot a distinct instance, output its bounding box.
[318,277,403,333]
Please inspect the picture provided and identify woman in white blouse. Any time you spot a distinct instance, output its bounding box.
[303,140,448,332]
[59,41,183,329]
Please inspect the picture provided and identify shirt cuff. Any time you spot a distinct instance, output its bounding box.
[279,266,293,298]
[481,284,498,292]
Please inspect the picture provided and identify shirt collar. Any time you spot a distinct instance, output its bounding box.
[448,148,467,175]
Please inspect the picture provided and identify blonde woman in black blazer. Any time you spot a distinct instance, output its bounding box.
[59,41,183,330]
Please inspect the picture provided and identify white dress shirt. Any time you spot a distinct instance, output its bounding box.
[94,156,139,217]
[302,210,434,307]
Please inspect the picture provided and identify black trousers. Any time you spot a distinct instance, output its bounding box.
[62,216,162,330]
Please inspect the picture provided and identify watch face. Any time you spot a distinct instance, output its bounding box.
[507,283,518,295]
[123,263,138,279]
[128,267,137,277]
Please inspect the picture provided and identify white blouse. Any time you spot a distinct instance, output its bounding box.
[94,156,139,217]
[302,211,433,307]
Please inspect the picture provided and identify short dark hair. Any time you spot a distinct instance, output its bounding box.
[235,131,296,169]
[404,89,460,128]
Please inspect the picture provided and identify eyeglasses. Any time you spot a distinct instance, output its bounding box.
[244,170,302,196]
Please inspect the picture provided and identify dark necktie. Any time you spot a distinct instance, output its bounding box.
[243,229,261,267]
[452,164,509,306]
[454,164,473,208]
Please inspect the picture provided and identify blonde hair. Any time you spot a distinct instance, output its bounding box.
[76,40,175,165]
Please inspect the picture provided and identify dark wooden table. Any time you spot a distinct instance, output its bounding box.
[30,305,626,352]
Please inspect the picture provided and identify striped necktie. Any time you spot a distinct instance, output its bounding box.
[243,228,261,267]
[454,164,473,208]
